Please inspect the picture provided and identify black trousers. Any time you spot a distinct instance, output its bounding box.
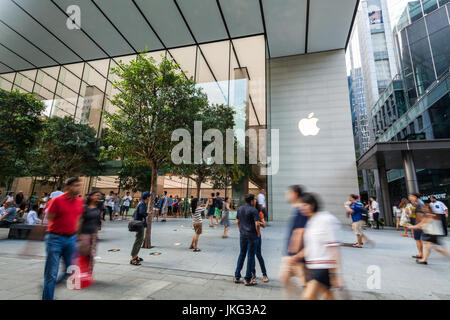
[440,214,448,236]
[373,212,380,229]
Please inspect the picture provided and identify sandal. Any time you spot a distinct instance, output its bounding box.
[130,258,141,266]
[193,248,201,252]
[137,257,144,262]
[244,279,257,286]
[352,244,363,248]
[412,255,422,259]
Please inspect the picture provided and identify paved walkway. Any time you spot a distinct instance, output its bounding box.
[0,218,449,300]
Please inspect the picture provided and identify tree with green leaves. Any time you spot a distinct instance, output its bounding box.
[104,54,207,248]
[31,116,103,187]
[172,103,236,199]
[0,89,46,189]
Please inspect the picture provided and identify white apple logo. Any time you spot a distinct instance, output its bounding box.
[298,113,320,136]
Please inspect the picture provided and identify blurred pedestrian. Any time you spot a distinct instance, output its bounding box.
[160,191,168,222]
[279,185,307,299]
[214,192,223,225]
[429,196,448,236]
[130,192,150,266]
[113,193,121,221]
[42,177,84,300]
[409,204,450,264]
[15,190,25,206]
[49,187,63,199]
[257,189,267,221]
[105,191,114,221]
[345,194,373,248]
[77,190,102,281]
[121,192,132,220]
[370,197,380,229]
[38,192,49,219]
[0,200,17,227]
[409,193,425,259]
[300,193,342,300]
[233,194,260,286]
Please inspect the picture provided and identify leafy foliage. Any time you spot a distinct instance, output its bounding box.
[0,89,46,185]
[31,116,103,187]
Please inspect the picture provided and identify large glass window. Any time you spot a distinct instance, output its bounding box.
[408,1,423,22]
[422,0,438,14]
[426,7,450,78]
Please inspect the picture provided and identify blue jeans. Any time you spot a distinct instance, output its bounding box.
[252,237,267,277]
[234,236,257,282]
[42,233,77,300]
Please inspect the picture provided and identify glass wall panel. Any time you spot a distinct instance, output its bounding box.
[169,46,197,81]
[408,1,423,22]
[422,0,438,13]
[426,7,450,77]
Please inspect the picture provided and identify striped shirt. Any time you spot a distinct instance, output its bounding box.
[192,207,204,224]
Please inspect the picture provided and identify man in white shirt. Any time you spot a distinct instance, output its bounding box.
[429,196,448,236]
[121,192,133,219]
[257,189,267,220]
[26,204,42,225]
[105,191,115,221]
[370,197,381,229]
[50,187,64,199]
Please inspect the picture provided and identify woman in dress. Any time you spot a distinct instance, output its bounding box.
[78,191,102,281]
[221,197,231,238]
[398,198,411,237]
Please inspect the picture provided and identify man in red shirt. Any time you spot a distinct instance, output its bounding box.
[42,177,84,300]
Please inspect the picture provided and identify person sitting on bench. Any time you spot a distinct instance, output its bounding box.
[26,204,42,225]
[0,200,18,227]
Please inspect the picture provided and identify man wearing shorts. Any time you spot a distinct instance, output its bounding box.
[121,192,132,219]
[190,204,205,252]
[346,194,372,248]
[409,193,425,259]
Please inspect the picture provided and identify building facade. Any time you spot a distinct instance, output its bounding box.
[0,0,360,222]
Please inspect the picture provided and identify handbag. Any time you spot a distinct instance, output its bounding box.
[128,202,145,232]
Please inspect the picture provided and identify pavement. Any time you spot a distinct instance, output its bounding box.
[0,217,449,300]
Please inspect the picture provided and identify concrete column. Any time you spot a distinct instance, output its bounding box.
[377,166,393,226]
[402,150,419,194]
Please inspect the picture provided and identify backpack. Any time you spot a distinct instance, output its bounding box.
[361,206,368,216]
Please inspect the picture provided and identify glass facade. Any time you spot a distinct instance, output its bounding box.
[0,35,267,192]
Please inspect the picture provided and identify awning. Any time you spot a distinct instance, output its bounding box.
[356,139,450,170]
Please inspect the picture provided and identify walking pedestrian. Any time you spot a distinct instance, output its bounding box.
[345,194,373,248]
[49,187,63,199]
[168,195,173,217]
[113,193,121,221]
[220,197,231,238]
[409,204,450,264]
[130,192,150,266]
[409,193,425,259]
[190,204,205,252]
[299,193,342,300]
[429,196,448,236]
[207,193,215,227]
[233,194,260,286]
[121,192,132,220]
[42,177,84,300]
[38,193,49,219]
[279,185,307,299]
[77,191,102,284]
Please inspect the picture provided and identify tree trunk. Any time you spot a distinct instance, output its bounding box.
[142,163,158,249]
[196,179,201,199]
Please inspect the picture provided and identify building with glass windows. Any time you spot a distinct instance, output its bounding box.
[0,0,360,222]
[357,0,450,223]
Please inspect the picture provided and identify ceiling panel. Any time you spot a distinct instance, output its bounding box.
[0,0,79,65]
[14,0,107,60]
[0,63,14,74]
[0,44,34,70]
[54,0,134,56]
[134,0,194,48]
[308,0,358,53]
[177,0,228,43]
[262,0,307,57]
[93,0,163,52]
[218,0,264,38]
[0,22,56,67]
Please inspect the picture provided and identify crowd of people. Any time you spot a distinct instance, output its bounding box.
[2,179,449,301]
